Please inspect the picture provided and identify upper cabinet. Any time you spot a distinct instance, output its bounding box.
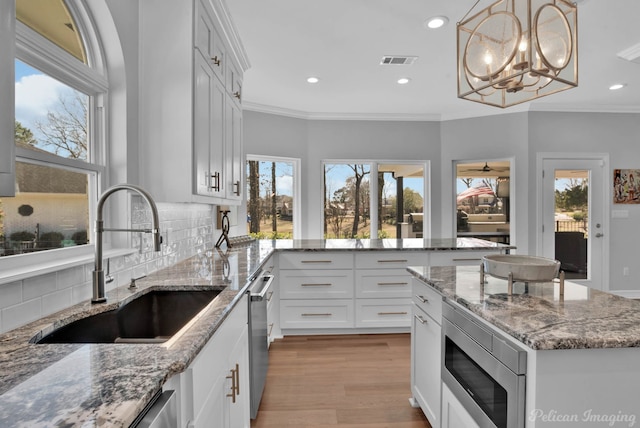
[139,0,249,204]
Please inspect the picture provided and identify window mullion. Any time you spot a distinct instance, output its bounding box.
[16,22,107,95]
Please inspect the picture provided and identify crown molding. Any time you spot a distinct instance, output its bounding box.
[242,101,640,122]
[242,102,441,122]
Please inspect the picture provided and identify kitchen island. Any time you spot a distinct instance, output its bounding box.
[0,238,508,427]
[409,265,640,428]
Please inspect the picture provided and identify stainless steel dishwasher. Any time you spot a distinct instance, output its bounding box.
[248,270,275,419]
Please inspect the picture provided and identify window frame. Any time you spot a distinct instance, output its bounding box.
[0,3,109,280]
[321,159,431,240]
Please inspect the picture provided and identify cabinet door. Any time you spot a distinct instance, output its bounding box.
[411,304,441,427]
[429,251,488,267]
[441,383,480,428]
[224,96,242,201]
[209,73,226,197]
[226,324,250,427]
[193,51,214,196]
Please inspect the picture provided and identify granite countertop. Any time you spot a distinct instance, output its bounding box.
[409,265,640,351]
[0,238,509,427]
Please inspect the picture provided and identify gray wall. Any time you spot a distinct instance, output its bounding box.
[242,111,441,239]
[243,109,640,294]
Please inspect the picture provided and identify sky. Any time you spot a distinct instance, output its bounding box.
[14,60,68,141]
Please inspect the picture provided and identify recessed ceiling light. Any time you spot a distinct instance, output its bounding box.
[609,83,626,90]
[397,78,410,85]
[425,16,449,29]
[307,77,319,84]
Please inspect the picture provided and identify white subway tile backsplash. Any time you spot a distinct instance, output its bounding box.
[56,266,85,289]
[43,289,73,315]
[3,298,42,332]
[1,202,216,333]
[23,273,57,300]
[0,281,23,309]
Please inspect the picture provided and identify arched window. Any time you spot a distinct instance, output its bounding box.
[1,0,107,258]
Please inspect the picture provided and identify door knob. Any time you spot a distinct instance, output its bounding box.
[595,233,604,238]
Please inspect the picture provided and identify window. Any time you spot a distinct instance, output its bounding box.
[0,2,107,258]
[246,156,300,239]
[323,161,427,239]
[455,160,511,244]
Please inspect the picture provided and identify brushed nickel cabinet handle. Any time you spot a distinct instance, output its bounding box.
[377,259,408,263]
[234,363,240,396]
[452,258,482,262]
[211,55,221,66]
[415,295,429,303]
[226,366,237,403]
[414,314,427,324]
[210,171,220,191]
[234,91,241,100]
[301,313,332,316]
[267,291,274,302]
[377,282,408,286]
[234,180,240,196]
[300,260,333,264]
[378,311,408,316]
[301,283,332,287]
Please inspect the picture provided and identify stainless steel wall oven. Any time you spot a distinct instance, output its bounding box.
[442,301,527,428]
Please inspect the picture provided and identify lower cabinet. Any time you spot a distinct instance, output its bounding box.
[188,294,250,428]
[441,383,480,428]
[411,277,443,428]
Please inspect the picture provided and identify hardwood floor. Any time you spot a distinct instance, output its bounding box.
[251,334,431,428]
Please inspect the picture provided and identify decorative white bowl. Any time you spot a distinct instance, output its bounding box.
[482,254,560,282]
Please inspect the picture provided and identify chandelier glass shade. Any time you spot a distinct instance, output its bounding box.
[457,0,578,108]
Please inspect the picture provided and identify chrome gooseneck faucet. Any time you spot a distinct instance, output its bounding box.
[92,184,162,303]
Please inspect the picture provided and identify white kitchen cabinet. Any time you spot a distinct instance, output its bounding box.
[139,0,247,204]
[188,294,250,428]
[263,255,281,346]
[411,277,443,428]
[354,252,427,328]
[429,251,487,267]
[441,383,480,428]
[279,252,354,331]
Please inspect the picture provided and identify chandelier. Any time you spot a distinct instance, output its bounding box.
[457,0,578,108]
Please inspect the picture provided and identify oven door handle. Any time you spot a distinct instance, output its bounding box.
[250,275,275,301]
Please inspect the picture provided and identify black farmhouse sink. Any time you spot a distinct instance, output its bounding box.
[33,289,222,344]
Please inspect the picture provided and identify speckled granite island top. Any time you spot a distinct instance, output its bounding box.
[409,265,640,351]
[0,238,508,427]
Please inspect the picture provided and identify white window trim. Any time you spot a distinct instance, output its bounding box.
[0,4,111,279]
[321,159,431,239]
[246,154,301,239]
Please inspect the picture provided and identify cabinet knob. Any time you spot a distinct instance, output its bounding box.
[211,55,221,66]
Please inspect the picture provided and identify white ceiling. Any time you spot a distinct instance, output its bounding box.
[225,0,640,121]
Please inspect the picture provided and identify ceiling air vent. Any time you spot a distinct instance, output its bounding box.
[380,56,418,65]
[617,43,640,65]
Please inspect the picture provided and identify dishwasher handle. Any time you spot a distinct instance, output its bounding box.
[250,275,275,301]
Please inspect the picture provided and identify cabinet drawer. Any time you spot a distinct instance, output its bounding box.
[280,270,354,299]
[280,252,353,270]
[355,269,412,298]
[355,298,412,328]
[429,251,488,267]
[280,299,354,329]
[355,251,428,269]
[412,278,443,324]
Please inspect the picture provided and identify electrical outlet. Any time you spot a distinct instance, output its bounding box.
[623,267,629,276]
